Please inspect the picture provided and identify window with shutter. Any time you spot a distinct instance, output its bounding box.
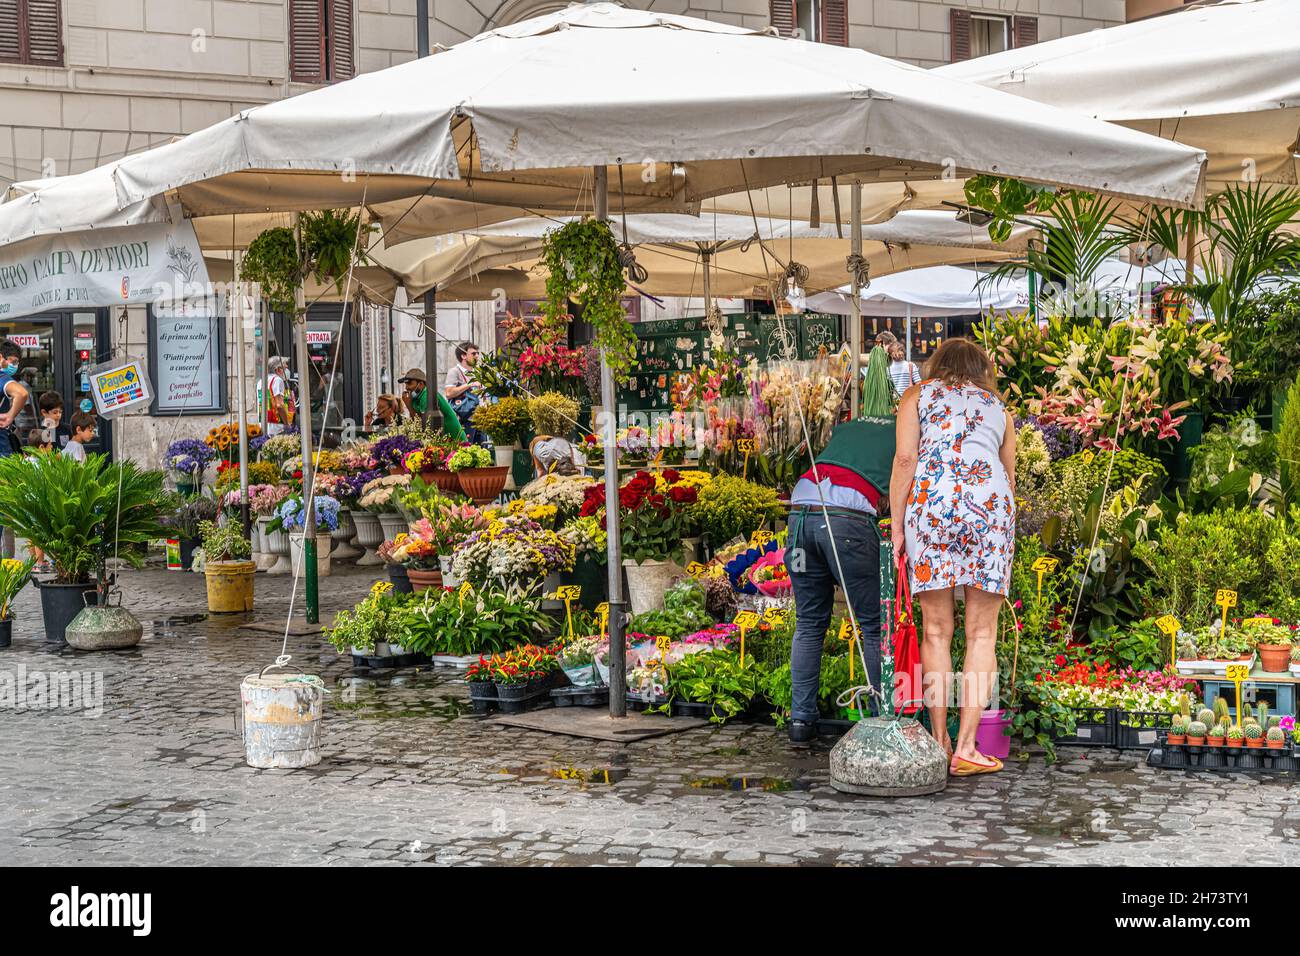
[289,0,325,83]
[949,8,971,62]
[0,0,62,66]
[819,0,848,46]
[769,0,797,37]
[327,0,355,81]
[1012,15,1038,48]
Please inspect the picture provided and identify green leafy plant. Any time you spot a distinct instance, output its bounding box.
[394,586,551,657]
[0,556,35,620]
[1279,376,1300,509]
[692,475,784,546]
[528,391,580,438]
[0,454,167,585]
[627,578,713,639]
[324,589,409,654]
[446,444,493,472]
[301,208,372,293]
[1244,722,1262,741]
[239,227,298,313]
[660,649,769,724]
[471,397,532,446]
[540,218,636,375]
[197,520,251,563]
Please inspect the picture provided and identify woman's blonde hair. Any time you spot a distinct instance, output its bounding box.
[923,337,1002,399]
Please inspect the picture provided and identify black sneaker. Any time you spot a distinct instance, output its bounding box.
[788,720,817,745]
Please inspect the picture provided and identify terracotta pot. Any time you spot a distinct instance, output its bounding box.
[455,466,509,503]
[420,469,461,495]
[1258,643,1291,672]
[387,466,405,476]
[406,567,444,590]
[1187,736,1205,747]
[1226,740,1241,750]
[1207,736,1224,748]
[1166,734,1186,746]
[1246,737,1264,749]
[1267,738,1285,750]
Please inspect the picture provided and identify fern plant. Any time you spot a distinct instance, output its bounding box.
[0,453,167,584]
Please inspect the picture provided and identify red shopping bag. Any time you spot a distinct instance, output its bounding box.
[893,553,922,715]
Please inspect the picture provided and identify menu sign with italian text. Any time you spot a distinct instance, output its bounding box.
[149,299,226,415]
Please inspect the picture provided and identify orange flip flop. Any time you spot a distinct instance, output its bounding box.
[949,754,1003,777]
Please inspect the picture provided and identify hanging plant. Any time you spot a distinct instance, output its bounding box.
[302,208,373,293]
[239,226,299,314]
[540,218,635,376]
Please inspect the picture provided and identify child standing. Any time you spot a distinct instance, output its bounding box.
[61,411,96,463]
[38,391,72,450]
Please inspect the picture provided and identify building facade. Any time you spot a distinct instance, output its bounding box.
[0,0,1125,466]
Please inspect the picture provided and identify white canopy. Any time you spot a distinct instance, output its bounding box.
[372,210,1036,300]
[95,2,1202,232]
[939,0,1300,187]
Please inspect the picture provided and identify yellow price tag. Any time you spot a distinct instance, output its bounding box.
[1225,663,1250,681]
[838,617,860,681]
[1030,556,1058,598]
[556,585,582,600]
[656,635,672,659]
[458,581,473,607]
[762,607,785,625]
[1216,587,1238,631]
[595,601,609,638]
[1155,614,1181,666]
[371,581,393,596]
[489,519,505,536]
[1243,615,1274,626]
[749,529,774,548]
[737,437,754,478]
[685,561,706,578]
[733,611,760,629]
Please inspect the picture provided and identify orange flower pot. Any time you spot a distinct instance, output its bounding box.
[455,466,509,504]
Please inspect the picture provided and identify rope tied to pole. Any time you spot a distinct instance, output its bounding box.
[616,166,648,284]
[845,252,871,289]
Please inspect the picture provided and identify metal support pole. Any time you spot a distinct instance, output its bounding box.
[233,252,251,538]
[423,289,441,430]
[416,0,429,58]
[292,214,318,623]
[849,181,863,415]
[595,166,626,719]
[905,303,912,365]
[258,300,269,435]
[701,247,712,319]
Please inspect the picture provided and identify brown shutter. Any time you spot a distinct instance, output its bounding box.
[24,0,60,64]
[0,0,22,63]
[1013,14,1038,48]
[820,0,848,46]
[769,0,797,37]
[328,0,354,80]
[949,8,971,61]
[289,0,325,83]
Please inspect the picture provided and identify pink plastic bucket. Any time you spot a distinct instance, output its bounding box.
[975,709,1012,760]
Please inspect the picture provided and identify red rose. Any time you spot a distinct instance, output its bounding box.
[628,472,654,494]
[1054,654,1066,667]
[619,487,644,510]
[647,493,666,510]
[663,468,681,484]
[668,485,697,504]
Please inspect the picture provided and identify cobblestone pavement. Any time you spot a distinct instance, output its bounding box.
[0,566,1297,867]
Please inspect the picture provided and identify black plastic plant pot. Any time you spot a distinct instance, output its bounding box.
[36,580,99,644]
[386,564,413,594]
[468,682,497,702]
[496,683,531,701]
[550,686,608,708]
[179,537,200,571]
[469,697,497,715]
[0,617,10,648]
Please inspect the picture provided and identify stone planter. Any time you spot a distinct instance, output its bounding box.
[622,558,684,616]
[541,571,563,609]
[330,508,362,562]
[351,511,385,566]
[377,511,409,544]
[253,517,277,571]
[494,444,519,491]
[205,560,256,613]
[438,554,461,589]
[262,523,294,575]
[289,531,333,578]
[65,599,144,650]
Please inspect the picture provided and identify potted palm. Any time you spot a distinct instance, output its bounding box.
[0,454,166,643]
[0,556,35,648]
[198,520,255,613]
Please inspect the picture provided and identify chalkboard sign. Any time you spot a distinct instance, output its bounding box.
[619,313,844,413]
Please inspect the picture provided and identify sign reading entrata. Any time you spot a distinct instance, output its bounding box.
[0,217,208,321]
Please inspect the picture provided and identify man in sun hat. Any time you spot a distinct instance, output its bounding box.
[398,367,428,418]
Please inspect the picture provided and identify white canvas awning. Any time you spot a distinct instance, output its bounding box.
[94,2,1203,232]
[939,0,1300,187]
[372,210,1035,300]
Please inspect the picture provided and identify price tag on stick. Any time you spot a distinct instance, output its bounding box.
[737,438,755,479]
[1215,588,1238,632]
[685,561,706,578]
[553,585,582,639]
[595,602,609,639]
[762,607,785,626]
[1031,556,1059,599]
[1155,614,1182,666]
[838,617,861,682]
[1225,662,1249,727]
[733,610,760,666]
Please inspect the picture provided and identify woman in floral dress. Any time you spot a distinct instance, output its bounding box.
[889,338,1016,776]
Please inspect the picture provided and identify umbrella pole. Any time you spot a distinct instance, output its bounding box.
[850,181,862,415]
[233,253,251,538]
[594,166,627,718]
[292,213,319,624]
[905,303,912,365]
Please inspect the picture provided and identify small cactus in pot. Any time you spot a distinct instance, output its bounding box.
[1244,722,1264,747]
[1206,722,1226,746]
[1196,707,1216,727]
[1226,725,1244,747]
[1291,644,1300,664]
[1267,715,1281,730]
[1266,725,1286,749]
[1167,715,1189,744]
[1186,720,1208,745]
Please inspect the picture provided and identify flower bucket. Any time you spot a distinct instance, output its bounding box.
[421,468,461,495]
[36,580,99,644]
[438,554,461,589]
[240,673,324,769]
[623,559,683,616]
[205,560,256,613]
[456,466,509,504]
[289,531,333,578]
[330,509,362,562]
[974,708,1013,760]
[494,445,518,491]
[387,563,413,593]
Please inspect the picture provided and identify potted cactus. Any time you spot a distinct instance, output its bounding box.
[1206,722,1226,748]
[1290,645,1300,676]
[1226,725,1244,749]
[1266,725,1286,750]
[1196,706,1215,728]
[1244,722,1264,749]
[1167,714,1189,746]
[1186,720,1208,746]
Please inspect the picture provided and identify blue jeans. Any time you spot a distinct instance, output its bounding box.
[787,509,882,723]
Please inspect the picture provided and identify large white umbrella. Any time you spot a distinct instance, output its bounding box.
[939,0,1300,188]
[808,265,1030,318]
[373,210,1036,300]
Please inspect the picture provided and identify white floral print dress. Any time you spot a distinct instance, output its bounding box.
[903,380,1015,596]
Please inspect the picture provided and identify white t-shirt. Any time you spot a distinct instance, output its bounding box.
[62,439,86,463]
